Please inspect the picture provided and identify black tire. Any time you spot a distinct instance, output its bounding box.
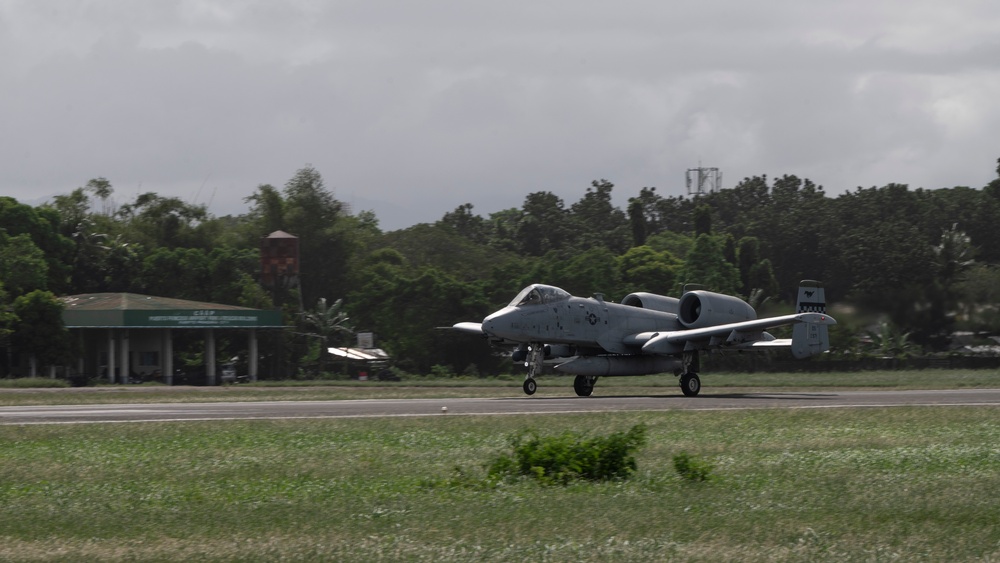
[573,375,593,397]
[523,378,537,395]
[680,373,701,397]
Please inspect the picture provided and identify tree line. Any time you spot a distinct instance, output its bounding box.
[3,159,1000,378]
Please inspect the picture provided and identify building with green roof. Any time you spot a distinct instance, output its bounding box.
[61,293,284,385]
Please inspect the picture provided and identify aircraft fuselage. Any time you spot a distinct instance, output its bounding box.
[483,294,681,354]
[459,282,833,394]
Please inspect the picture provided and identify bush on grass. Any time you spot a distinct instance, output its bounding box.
[488,424,648,485]
[672,451,714,482]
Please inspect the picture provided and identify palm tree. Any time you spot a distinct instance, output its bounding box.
[866,319,917,358]
[300,298,354,374]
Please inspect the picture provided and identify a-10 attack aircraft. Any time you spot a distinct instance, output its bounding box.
[453,281,835,397]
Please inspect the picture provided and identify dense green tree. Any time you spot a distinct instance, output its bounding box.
[747,259,779,301]
[485,208,523,253]
[206,247,265,305]
[546,246,622,299]
[438,203,488,244]
[281,166,354,308]
[627,198,647,247]
[9,155,1000,377]
[617,246,679,295]
[0,233,49,297]
[693,204,712,236]
[10,290,73,374]
[138,247,211,300]
[348,266,495,374]
[736,237,761,296]
[100,235,144,293]
[516,191,571,256]
[753,175,829,301]
[569,180,630,253]
[85,177,115,216]
[645,230,693,261]
[117,192,209,249]
[0,197,73,292]
[627,187,665,236]
[376,223,523,282]
[0,283,16,370]
[705,175,771,241]
[676,234,741,294]
[956,264,1000,331]
[243,184,286,236]
[627,187,696,236]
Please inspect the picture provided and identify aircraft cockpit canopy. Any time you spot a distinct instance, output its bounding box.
[509,285,571,307]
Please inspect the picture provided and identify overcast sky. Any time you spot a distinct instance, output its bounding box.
[2,1,999,231]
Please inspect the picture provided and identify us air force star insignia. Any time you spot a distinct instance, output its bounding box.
[586,312,599,325]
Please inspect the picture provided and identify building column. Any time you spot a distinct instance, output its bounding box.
[205,328,216,386]
[77,330,85,380]
[119,329,130,384]
[248,329,258,382]
[107,329,116,384]
[162,328,174,385]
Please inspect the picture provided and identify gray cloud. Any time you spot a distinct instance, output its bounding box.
[1,0,999,230]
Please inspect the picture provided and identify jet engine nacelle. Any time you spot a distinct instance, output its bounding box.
[677,290,756,329]
[620,292,680,314]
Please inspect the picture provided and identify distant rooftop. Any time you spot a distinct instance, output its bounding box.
[62,293,259,312]
[265,230,298,239]
[60,293,284,328]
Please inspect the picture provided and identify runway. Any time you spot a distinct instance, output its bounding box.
[2,388,999,425]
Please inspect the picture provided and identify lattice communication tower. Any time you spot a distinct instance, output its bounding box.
[686,166,723,196]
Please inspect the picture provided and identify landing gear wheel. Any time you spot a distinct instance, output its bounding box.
[523,378,537,396]
[680,373,701,397]
[573,375,595,397]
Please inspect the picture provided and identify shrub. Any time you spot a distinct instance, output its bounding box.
[488,424,648,485]
[672,451,714,482]
[429,364,455,378]
[0,377,71,389]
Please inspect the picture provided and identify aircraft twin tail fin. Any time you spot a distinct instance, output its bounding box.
[791,280,831,359]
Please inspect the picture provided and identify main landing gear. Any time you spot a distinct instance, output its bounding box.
[679,351,702,397]
[679,372,701,397]
[573,375,597,397]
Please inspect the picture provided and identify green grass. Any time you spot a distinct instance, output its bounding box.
[1,408,998,561]
[1,369,999,406]
[0,377,69,389]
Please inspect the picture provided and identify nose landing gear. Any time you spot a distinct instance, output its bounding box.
[520,344,545,396]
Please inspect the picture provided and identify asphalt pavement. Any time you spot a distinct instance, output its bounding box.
[1,388,998,425]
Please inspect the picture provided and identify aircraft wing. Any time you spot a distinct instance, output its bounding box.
[640,312,835,354]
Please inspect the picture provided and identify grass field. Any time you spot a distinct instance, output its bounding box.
[1,402,999,561]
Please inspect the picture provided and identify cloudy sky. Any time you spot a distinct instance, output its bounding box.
[2,1,999,231]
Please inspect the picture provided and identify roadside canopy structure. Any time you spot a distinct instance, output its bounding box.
[327,346,392,380]
[61,293,284,385]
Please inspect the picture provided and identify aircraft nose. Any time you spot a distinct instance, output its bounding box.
[483,307,517,339]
